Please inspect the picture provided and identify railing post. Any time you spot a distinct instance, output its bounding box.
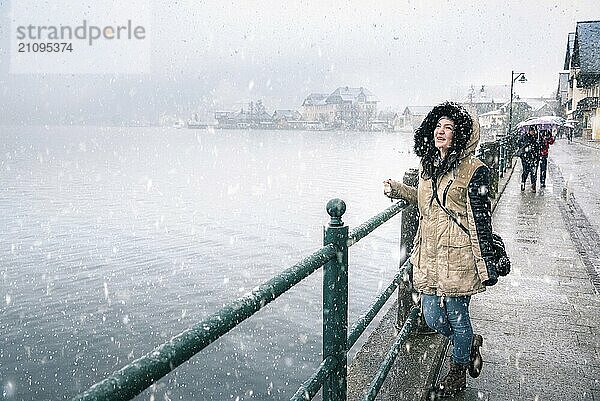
[323,198,349,401]
[498,139,505,177]
[506,132,518,166]
[478,142,500,198]
[397,169,417,322]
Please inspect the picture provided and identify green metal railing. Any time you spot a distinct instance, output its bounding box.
[72,135,515,401]
[363,306,420,401]
[72,244,338,401]
[479,132,519,198]
[72,197,418,401]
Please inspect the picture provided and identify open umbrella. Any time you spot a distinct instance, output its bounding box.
[516,116,565,128]
[516,116,566,132]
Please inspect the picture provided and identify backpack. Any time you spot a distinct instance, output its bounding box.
[491,233,511,276]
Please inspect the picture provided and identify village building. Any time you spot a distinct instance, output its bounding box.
[301,93,336,123]
[460,84,509,117]
[556,72,570,116]
[478,109,506,139]
[401,106,434,131]
[272,109,303,129]
[562,20,600,139]
[214,100,274,129]
[301,87,378,129]
[372,111,403,131]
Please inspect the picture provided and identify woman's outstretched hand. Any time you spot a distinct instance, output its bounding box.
[383,179,395,198]
[383,179,418,205]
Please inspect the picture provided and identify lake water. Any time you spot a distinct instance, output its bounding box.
[0,126,417,401]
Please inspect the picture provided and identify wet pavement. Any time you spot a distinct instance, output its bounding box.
[438,138,600,400]
[551,139,600,237]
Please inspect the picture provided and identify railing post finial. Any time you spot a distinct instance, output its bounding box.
[326,198,346,227]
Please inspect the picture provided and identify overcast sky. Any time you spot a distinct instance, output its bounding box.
[0,0,598,125]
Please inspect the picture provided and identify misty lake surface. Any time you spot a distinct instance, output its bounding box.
[0,126,418,401]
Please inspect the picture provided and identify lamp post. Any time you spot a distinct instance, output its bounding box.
[507,70,527,135]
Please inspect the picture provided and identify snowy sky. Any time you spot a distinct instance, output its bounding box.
[0,0,598,124]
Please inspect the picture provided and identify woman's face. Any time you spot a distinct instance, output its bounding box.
[434,117,455,154]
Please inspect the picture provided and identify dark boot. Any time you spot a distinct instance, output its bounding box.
[520,182,525,191]
[469,334,483,378]
[531,184,536,193]
[434,361,467,397]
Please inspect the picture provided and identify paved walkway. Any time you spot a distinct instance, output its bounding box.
[438,138,600,401]
[552,139,600,237]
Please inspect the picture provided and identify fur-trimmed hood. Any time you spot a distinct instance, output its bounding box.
[413,101,480,178]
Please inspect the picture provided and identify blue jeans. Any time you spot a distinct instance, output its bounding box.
[422,294,473,365]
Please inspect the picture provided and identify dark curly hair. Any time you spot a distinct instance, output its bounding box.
[414,101,473,179]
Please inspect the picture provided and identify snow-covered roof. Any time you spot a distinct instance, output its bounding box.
[326,87,377,104]
[573,20,600,75]
[523,98,554,112]
[302,93,328,106]
[526,99,546,112]
[479,109,505,117]
[272,109,301,119]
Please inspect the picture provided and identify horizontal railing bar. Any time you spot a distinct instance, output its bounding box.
[289,356,339,401]
[72,244,338,401]
[347,267,405,349]
[348,200,409,247]
[363,306,421,401]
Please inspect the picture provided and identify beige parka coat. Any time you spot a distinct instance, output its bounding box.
[387,118,496,296]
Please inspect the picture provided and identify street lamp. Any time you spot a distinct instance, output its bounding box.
[507,70,527,135]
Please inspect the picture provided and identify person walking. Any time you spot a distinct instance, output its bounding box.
[567,126,573,143]
[383,102,497,397]
[517,126,541,192]
[538,129,555,188]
